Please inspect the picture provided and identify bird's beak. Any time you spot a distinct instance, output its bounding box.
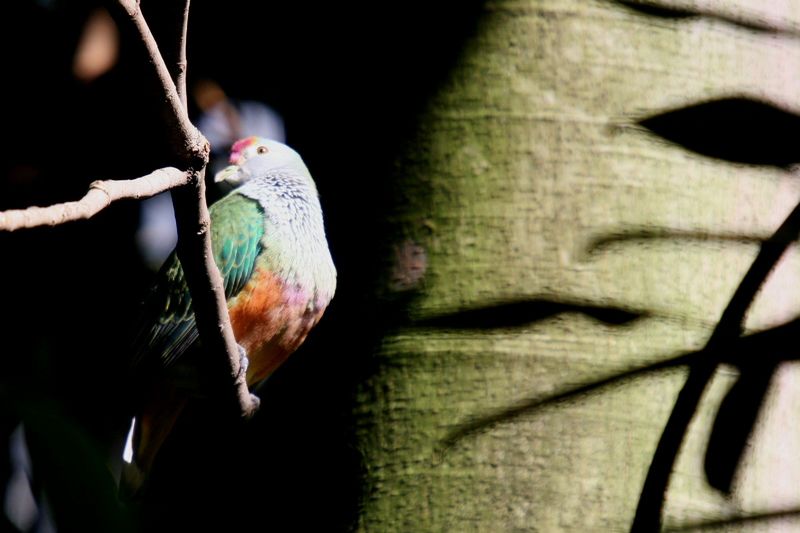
[214,165,241,184]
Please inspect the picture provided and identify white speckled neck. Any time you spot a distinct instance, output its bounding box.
[237,166,336,303]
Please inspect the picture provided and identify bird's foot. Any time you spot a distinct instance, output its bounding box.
[240,392,261,419]
[235,344,260,418]
[237,344,250,378]
[248,393,261,411]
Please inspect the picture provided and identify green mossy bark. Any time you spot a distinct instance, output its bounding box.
[356,1,800,530]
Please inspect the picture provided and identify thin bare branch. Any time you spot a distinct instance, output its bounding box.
[116,0,257,417]
[0,167,188,231]
[170,171,259,417]
[117,0,201,158]
[176,0,190,110]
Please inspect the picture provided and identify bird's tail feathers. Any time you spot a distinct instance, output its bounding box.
[119,460,147,501]
[118,384,187,500]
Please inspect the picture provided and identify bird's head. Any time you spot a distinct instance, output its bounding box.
[214,136,307,186]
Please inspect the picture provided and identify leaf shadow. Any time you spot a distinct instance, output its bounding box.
[703,359,777,493]
[664,507,800,532]
[437,317,799,454]
[610,0,800,37]
[598,4,800,528]
[614,0,695,20]
[583,226,797,494]
[585,228,769,257]
[630,198,800,531]
[412,298,648,330]
[637,97,800,169]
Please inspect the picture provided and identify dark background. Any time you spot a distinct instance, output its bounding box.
[0,1,483,531]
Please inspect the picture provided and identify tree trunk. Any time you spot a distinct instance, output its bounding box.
[355,0,800,530]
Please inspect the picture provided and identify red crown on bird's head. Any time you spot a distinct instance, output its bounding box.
[229,136,260,165]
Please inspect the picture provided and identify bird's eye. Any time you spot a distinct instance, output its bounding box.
[256,146,269,155]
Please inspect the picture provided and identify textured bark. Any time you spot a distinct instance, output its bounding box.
[355,1,800,531]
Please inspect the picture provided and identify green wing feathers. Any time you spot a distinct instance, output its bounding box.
[210,193,266,298]
[132,193,265,368]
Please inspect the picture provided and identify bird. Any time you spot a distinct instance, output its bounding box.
[121,136,336,496]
